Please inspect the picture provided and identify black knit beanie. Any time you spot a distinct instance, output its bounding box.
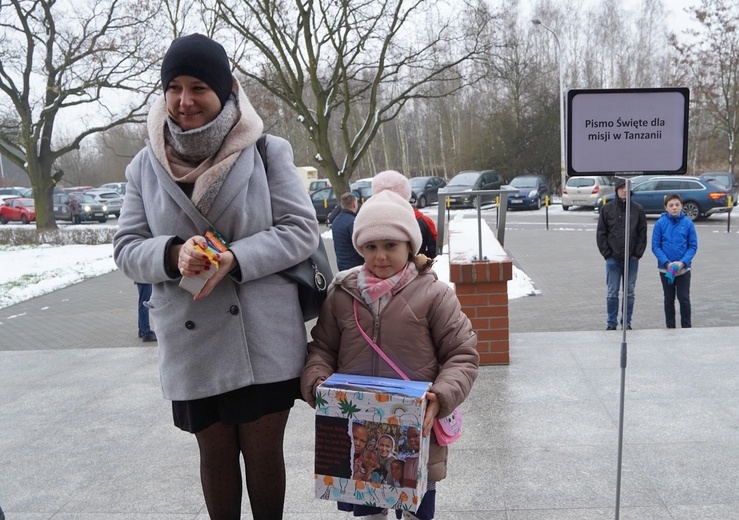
[161,34,233,107]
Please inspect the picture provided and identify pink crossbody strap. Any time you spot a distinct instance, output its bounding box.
[353,299,410,381]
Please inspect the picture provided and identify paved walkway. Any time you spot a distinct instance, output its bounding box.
[1,215,738,519]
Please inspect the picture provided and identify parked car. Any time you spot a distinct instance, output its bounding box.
[99,182,127,195]
[408,176,446,208]
[0,194,20,203]
[562,176,615,210]
[352,185,373,204]
[349,178,374,204]
[594,176,734,221]
[0,187,27,198]
[62,185,94,193]
[0,197,35,224]
[445,170,505,208]
[698,171,738,200]
[351,179,373,189]
[506,174,550,210]
[53,192,109,223]
[311,187,338,222]
[85,189,123,218]
[309,179,332,194]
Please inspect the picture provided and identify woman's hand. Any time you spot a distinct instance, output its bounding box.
[195,249,236,300]
[422,391,440,437]
[172,236,237,301]
[175,236,212,277]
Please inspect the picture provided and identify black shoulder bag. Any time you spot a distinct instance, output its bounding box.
[256,135,333,321]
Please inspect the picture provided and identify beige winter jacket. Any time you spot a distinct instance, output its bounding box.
[301,265,479,482]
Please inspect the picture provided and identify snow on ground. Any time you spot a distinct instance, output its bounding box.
[0,243,117,309]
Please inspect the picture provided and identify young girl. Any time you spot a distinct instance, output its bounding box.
[651,193,698,328]
[301,170,479,520]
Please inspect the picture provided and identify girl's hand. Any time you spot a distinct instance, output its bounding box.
[422,391,440,437]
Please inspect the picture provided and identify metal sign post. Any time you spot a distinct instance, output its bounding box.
[614,177,632,520]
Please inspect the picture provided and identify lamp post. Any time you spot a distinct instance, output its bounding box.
[532,19,566,194]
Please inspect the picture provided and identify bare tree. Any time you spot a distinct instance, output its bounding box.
[0,0,163,229]
[201,0,495,194]
[672,0,739,173]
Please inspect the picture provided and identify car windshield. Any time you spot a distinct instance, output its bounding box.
[510,177,537,188]
[448,172,479,186]
[75,194,97,204]
[409,178,428,188]
[19,198,34,207]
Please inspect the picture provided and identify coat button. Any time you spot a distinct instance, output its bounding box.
[185,321,195,330]
[229,305,239,315]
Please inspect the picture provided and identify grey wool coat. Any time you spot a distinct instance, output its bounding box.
[114,98,319,401]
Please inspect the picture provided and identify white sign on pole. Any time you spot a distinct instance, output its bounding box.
[567,88,689,176]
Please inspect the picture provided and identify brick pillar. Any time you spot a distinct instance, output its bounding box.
[449,260,513,365]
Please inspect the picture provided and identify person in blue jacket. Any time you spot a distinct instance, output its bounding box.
[651,193,698,328]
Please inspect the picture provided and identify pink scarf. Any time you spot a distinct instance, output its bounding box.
[357,262,418,305]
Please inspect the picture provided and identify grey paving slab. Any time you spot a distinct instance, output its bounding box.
[2,329,738,518]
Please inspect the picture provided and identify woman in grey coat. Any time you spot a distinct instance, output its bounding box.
[113,34,319,519]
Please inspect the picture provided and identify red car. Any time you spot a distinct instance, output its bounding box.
[0,197,36,224]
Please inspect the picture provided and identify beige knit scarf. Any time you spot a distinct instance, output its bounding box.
[147,81,264,215]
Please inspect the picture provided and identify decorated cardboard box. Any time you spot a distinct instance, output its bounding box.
[313,373,431,513]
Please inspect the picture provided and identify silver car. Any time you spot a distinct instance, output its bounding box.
[85,189,123,218]
[561,176,615,210]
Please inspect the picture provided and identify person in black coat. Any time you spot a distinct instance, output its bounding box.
[596,178,647,330]
[331,192,365,271]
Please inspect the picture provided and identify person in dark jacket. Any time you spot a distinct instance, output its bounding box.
[596,178,647,330]
[651,193,698,328]
[332,192,365,271]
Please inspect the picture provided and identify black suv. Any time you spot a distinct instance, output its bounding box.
[409,176,447,208]
[445,170,505,207]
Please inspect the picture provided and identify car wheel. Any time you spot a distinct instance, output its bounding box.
[417,195,427,208]
[0,215,6,224]
[536,198,542,210]
[682,201,700,221]
[562,205,569,211]
[21,214,28,224]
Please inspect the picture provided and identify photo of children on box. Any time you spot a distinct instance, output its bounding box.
[301,170,479,520]
[313,374,432,513]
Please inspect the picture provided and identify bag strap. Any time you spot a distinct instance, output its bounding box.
[255,134,268,171]
[353,299,410,381]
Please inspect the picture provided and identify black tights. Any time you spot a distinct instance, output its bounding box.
[194,409,291,520]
